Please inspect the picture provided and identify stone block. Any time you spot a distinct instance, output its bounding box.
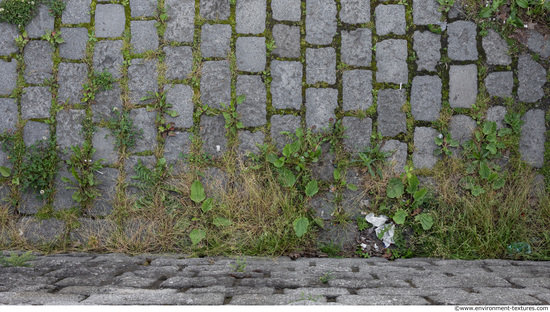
[526,29,550,59]
[376,39,408,84]
[0,98,17,132]
[486,106,507,130]
[200,61,231,109]
[56,109,85,156]
[24,41,53,84]
[341,28,371,67]
[0,23,18,55]
[128,59,158,104]
[485,71,513,98]
[306,48,336,84]
[236,0,266,34]
[62,0,91,24]
[130,108,157,153]
[236,37,266,72]
[93,40,123,79]
[340,0,370,24]
[413,31,440,72]
[19,193,46,214]
[200,0,230,20]
[447,21,478,61]
[272,0,301,21]
[17,217,65,245]
[520,109,546,168]
[165,84,194,129]
[412,0,441,25]
[90,168,119,216]
[449,115,476,157]
[343,117,372,153]
[518,54,546,103]
[343,70,372,111]
[57,63,87,104]
[375,5,406,36]
[377,89,406,137]
[200,115,227,156]
[91,84,123,123]
[411,75,442,122]
[71,218,116,246]
[165,0,195,42]
[53,166,78,211]
[95,4,126,38]
[130,0,157,17]
[412,127,439,169]
[131,21,159,54]
[271,60,302,109]
[163,46,193,80]
[272,24,300,58]
[59,28,88,60]
[0,60,16,96]
[26,5,54,38]
[21,87,51,120]
[236,75,266,127]
[449,65,477,108]
[201,24,232,58]
[482,29,511,66]
[381,140,407,174]
[305,0,337,45]
[164,131,191,163]
[238,131,265,155]
[270,115,301,149]
[92,128,118,165]
[305,88,338,131]
[23,121,50,147]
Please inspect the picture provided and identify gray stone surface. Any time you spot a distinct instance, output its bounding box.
[236,37,266,72]
[131,21,159,54]
[520,109,546,168]
[411,76,442,122]
[128,59,158,104]
[413,127,439,169]
[23,121,50,147]
[0,23,18,55]
[131,0,157,17]
[95,4,126,38]
[272,24,301,59]
[317,222,358,250]
[130,108,157,153]
[0,98,17,132]
[53,166,78,211]
[57,63,87,104]
[165,0,195,42]
[236,75,267,127]
[93,40,124,79]
[381,140,408,174]
[17,217,65,245]
[526,29,550,59]
[449,115,476,157]
[412,0,441,25]
[376,39,408,84]
[19,192,46,215]
[271,60,302,109]
[341,28,371,67]
[375,5,406,36]
[200,0,229,20]
[482,29,512,66]
[62,0,91,24]
[377,89,407,137]
[413,31,440,72]
[92,128,118,165]
[21,87,51,119]
[0,60,16,95]
[449,65,477,108]
[200,61,231,109]
[447,21,478,61]
[90,168,119,216]
[305,88,338,131]
[485,71,513,98]
[163,46,193,80]
[238,131,265,155]
[340,0,370,24]
[305,0,337,45]
[92,84,123,123]
[165,84,194,129]
[272,0,301,21]
[26,5,54,38]
[343,70,372,111]
[236,0,266,34]
[271,115,301,149]
[486,106,507,130]
[343,117,372,152]
[56,109,85,152]
[306,48,336,84]
[201,24,232,58]
[164,131,191,164]
[200,115,227,156]
[518,54,546,103]
[24,41,53,84]
[59,28,88,60]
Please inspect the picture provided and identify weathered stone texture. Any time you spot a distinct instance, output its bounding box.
[236,37,266,72]
[375,5,406,36]
[271,61,302,109]
[236,75,267,127]
[165,84,194,129]
[238,131,265,155]
[413,31,440,72]
[376,39,408,84]
[377,89,407,137]
[342,70,372,111]
[482,29,512,65]
[56,109,85,152]
[0,23,18,55]
[306,48,336,84]
[272,24,301,59]
[341,28,372,67]
[306,0,337,45]
[59,28,88,60]
[447,21,478,61]
[413,127,440,169]
[24,41,53,85]
[449,65,477,108]
[163,46,193,80]
[62,0,91,24]
[271,115,301,149]
[128,59,158,104]
[130,108,157,153]
[343,117,372,153]
[200,61,231,109]
[485,72,513,98]
[236,0,266,34]
[305,88,338,131]
[95,4,125,38]
[272,0,301,21]
[201,24,232,58]
[165,0,195,42]
[411,76,442,122]
[131,21,159,54]
[21,87,51,120]
[413,0,441,25]
[200,115,227,156]
[340,0,370,24]
[517,54,546,103]
[57,63,87,104]
[93,40,124,79]
[520,109,546,168]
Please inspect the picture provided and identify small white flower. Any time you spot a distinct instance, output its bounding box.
[216,145,221,152]
[438,134,443,139]
[40,190,44,195]
[88,159,92,163]
[0,8,4,12]
[360,243,367,249]
[113,107,118,111]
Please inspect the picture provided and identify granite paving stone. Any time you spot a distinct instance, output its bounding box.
[376,39,408,84]
[21,87,51,120]
[93,40,124,79]
[200,61,231,109]
[337,294,430,305]
[236,75,267,127]
[343,117,372,153]
[200,0,230,20]
[377,89,407,137]
[486,106,507,130]
[57,63,87,104]
[526,29,550,59]
[0,60,16,95]
[485,71,513,98]
[23,121,50,147]
[381,140,408,173]
[482,29,512,65]
[17,217,65,245]
[130,108,157,153]
[376,5,406,36]
[340,0,370,24]
[449,115,476,157]
[0,292,84,305]
[53,166,78,211]
[517,54,546,103]
[26,5,54,38]
[236,0,266,34]
[412,0,441,25]
[447,21,478,61]
[341,28,371,67]
[449,65,477,108]
[200,115,227,156]
[62,0,91,24]
[236,37,266,72]
[201,24,232,58]
[306,0,337,45]
[271,115,301,149]
[305,88,338,131]
[306,48,336,84]
[343,70,372,111]
[0,23,18,55]
[230,294,328,305]
[271,60,302,109]
[130,0,157,17]
[520,109,546,168]
[91,83,123,123]
[165,0,195,42]
[92,128,118,165]
[95,4,126,38]
[163,46,193,80]
[413,127,440,169]
[271,0,301,21]
[0,98,17,132]
[131,21,159,54]
[272,24,301,59]
[164,131,191,164]
[128,59,158,104]
[238,131,265,155]
[59,28,88,60]
[56,109,85,153]
[165,84,194,129]
[24,41,53,85]
[413,31,440,72]
[411,75,442,122]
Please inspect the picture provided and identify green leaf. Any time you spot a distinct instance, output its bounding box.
[460,176,474,190]
[413,188,428,202]
[201,198,213,213]
[293,217,309,238]
[393,209,407,225]
[486,143,497,155]
[190,180,206,203]
[278,168,296,187]
[346,183,358,191]
[471,185,485,197]
[0,166,11,177]
[305,180,319,197]
[213,217,233,227]
[482,121,496,135]
[434,137,443,145]
[498,128,512,137]
[479,162,491,179]
[333,168,341,181]
[406,174,419,194]
[415,213,433,230]
[387,178,404,199]
[492,178,506,190]
[479,7,493,18]
[189,229,206,245]
[61,176,71,183]
[236,94,246,104]
[267,153,285,168]
[516,0,529,8]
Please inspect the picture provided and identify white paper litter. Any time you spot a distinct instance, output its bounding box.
[365,213,395,248]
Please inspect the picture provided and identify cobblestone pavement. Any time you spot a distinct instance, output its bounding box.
[0,252,550,305]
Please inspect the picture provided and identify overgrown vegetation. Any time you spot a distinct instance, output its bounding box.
[0,0,66,28]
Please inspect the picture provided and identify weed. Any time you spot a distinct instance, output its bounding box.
[229,256,247,272]
[319,242,342,257]
[434,133,460,157]
[41,29,65,48]
[0,0,39,28]
[266,38,276,52]
[45,0,65,17]
[0,251,35,267]
[319,271,334,284]
[356,216,371,231]
[14,31,29,51]
[437,0,455,12]
[140,90,179,138]
[19,137,59,200]
[63,141,105,206]
[221,95,245,138]
[82,70,116,103]
[354,136,394,179]
[106,109,143,153]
